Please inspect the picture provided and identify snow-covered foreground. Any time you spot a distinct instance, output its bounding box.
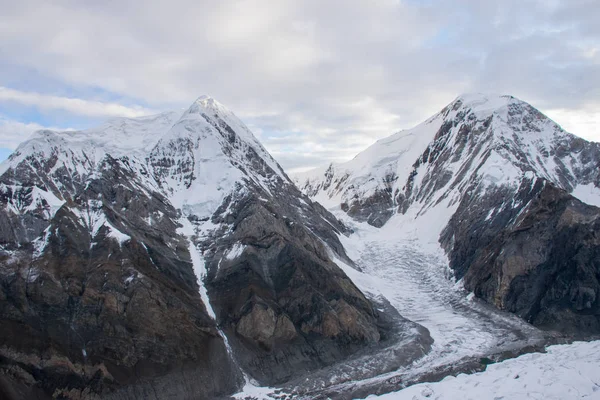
[368,340,600,400]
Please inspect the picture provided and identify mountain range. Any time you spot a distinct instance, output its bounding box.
[0,93,598,399]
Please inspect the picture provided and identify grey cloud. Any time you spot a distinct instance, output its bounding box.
[0,0,598,171]
[0,117,67,149]
[0,87,155,118]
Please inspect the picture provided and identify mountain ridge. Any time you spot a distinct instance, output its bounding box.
[295,93,600,222]
[295,92,600,335]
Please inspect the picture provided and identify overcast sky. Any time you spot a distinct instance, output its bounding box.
[0,0,598,171]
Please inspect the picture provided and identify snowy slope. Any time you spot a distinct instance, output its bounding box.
[0,111,179,247]
[295,93,600,228]
[294,110,445,210]
[367,340,600,400]
[280,93,600,396]
[0,94,292,228]
[0,111,179,175]
[149,96,288,218]
[0,111,178,206]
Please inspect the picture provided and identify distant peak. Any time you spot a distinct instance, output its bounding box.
[186,95,232,117]
[456,92,507,100]
[455,92,514,104]
[192,95,223,108]
[194,94,217,104]
[445,93,524,116]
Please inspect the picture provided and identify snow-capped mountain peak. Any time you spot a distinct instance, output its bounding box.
[295,93,600,227]
[15,111,179,161]
[0,95,296,225]
[189,94,226,112]
[180,95,285,175]
[295,92,600,342]
[2,92,600,399]
[185,95,230,122]
[451,92,515,113]
[149,96,289,215]
[1,94,388,396]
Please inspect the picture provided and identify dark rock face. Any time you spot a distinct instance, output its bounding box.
[143,97,393,385]
[441,180,600,335]
[203,193,383,384]
[343,187,395,228]
[176,154,385,385]
[0,156,243,399]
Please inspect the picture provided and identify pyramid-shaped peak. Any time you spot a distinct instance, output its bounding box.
[443,93,528,114]
[194,94,218,105]
[186,95,230,115]
[449,93,523,114]
[181,96,244,128]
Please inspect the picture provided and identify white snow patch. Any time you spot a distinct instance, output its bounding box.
[105,222,131,245]
[178,218,216,320]
[32,226,52,258]
[225,243,245,260]
[25,186,65,217]
[21,267,40,283]
[572,183,600,207]
[232,381,276,400]
[478,150,522,186]
[367,340,600,400]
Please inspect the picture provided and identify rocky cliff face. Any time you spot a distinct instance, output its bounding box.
[0,97,396,398]
[0,154,243,399]
[147,97,386,385]
[441,179,600,335]
[296,93,600,335]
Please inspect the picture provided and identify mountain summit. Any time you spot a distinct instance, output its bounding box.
[296,93,600,334]
[296,93,600,226]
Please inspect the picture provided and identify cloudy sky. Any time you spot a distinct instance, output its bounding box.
[0,0,598,171]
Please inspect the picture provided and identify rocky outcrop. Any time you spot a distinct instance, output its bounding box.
[441,180,600,335]
[0,156,243,399]
[151,99,389,384]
